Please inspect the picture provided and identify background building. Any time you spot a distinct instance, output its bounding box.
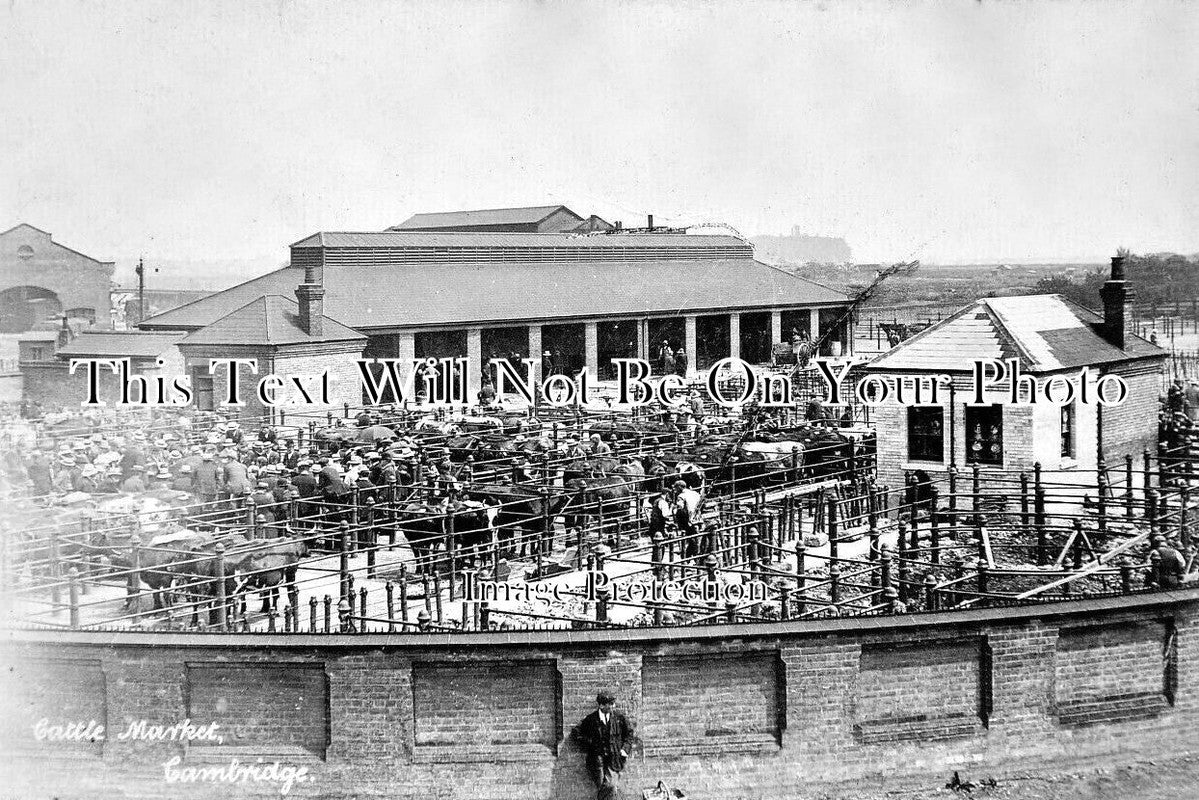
[0,224,114,332]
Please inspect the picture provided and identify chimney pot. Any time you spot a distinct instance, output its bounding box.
[647,214,654,231]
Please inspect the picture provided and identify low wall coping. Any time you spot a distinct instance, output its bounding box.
[4,588,1196,652]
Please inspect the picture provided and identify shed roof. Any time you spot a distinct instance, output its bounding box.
[870,294,1166,372]
[290,230,747,250]
[178,296,365,347]
[390,205,578,230]
[55,331,185,359]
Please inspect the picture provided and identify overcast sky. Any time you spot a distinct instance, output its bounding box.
[2,0,1197,277]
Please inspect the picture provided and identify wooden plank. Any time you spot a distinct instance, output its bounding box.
[1016,531,1150,600]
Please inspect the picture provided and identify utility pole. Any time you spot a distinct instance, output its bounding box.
[135,257,147,325]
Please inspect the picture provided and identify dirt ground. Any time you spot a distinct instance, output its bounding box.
[798,752,1199,800]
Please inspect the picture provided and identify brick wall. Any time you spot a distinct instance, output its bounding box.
[1,592,1198,799]
[1101,366,1163,467]
[182,342,365,422]
[0,657,106,757]
[412,660,559,752]
[856,639,984,742]
[640,651,781,753]
[1054,621,1169,726]
[21,356,180,412]
[185,662,329,755]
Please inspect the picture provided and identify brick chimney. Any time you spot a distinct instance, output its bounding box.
[56,315,73,349]
[295,261,324,338]
[1098,252,1133,350]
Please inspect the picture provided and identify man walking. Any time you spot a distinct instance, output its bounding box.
[572,690,635,800]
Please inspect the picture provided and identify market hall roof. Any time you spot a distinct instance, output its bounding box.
[178,295,365,347]
[288,230,754,261]
[869,294,1166,373]
[390,205,581,231]
[140,231,849,332]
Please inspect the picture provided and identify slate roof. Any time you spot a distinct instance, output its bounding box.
[290,230,747,250]
[55,331,185,359]
[390,205,577,230]
[142,258,848,332]
[177,296,365,347]
[870,294,1167,373]
[140,267,304,331]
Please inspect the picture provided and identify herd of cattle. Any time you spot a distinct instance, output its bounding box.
[6,413,873,627]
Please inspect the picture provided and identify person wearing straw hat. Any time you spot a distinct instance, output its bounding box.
[120,465,147,494]
[172,463,194,492]
[54,454,80,493]
[193,451,222,505]
[78,463,101,494]
[26,450,52,497]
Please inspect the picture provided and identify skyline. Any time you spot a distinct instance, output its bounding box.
[3,0,1198,277]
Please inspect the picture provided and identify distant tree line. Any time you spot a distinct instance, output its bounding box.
[1034,253,1198,311]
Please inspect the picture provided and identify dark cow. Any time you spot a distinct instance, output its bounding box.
[563,476,637,543]
[466,485,570,559]
[232,533,310,614]
[394,500,492,574]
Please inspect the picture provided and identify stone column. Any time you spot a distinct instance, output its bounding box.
[729,313,741,361]
[466,328,482,405]
[584,321,599,377]
[684,315,698,377]
[770,311,782,348]
[636,318,648,363]
[528,324,543,382]
[397,332,415,398]
[810,308,822,353]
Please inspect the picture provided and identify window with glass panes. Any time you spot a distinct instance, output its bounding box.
[907,407,944,462]
[1060,403,1076,458]
[965,405,1003,465]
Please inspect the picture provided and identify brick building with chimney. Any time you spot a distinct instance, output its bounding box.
[867,254,1167,491]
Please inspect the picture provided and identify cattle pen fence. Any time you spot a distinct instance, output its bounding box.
[4,438,1196,634]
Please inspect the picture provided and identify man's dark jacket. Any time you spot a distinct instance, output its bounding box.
[572,710,634,777]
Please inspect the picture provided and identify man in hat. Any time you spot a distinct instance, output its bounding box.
[222,450,251,505]
[26,450,52,497]
[250,481,277,528]
[287,462,315,526]
[193,452,222,505]
[672,479,704,557]
[645,486,672,541]
[151,467,174,491]
[687,387,705,422]
[589,433,612,457]
[1185,379,1199,421]
[571,690,636,800]
[120,439,145,480]
[173,463,194,492]
[658,340,674,375]
[280,439,300,471]
[120,465,147,494]
[565,436,587,462]
[54,454,81,493]
[78,464,102,494]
